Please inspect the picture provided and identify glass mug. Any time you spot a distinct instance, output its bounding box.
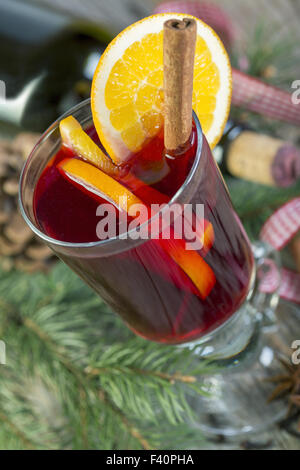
[20,99,283,436]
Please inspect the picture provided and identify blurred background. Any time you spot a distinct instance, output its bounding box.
[1,0,300,134]
[0,0,299,450]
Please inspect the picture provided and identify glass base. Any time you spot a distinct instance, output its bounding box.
[189,318,287,437]
[186,242,292,437]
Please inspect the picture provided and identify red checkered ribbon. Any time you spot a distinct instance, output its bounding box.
[261,198,300,250]
[279,269,300,304]
[260,198,300,304]
[155,1,300,126]
[258,259,281,293]
[232,70,300,126]
[259,262,300,305]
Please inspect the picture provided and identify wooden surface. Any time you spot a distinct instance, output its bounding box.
[34,0,300,450]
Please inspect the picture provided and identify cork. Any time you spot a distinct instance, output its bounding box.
[227,131,300,187]
[272,145,300,187]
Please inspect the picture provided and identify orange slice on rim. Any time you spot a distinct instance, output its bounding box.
[91,13,232,162]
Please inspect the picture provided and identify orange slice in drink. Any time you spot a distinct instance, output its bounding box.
[59,158,141,210]
[91,13,232,162]
[59,116,169,184]
[59,115,215,255]
[58,158,216,299]
[59,116,118,176]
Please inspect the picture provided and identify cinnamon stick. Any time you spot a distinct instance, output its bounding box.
[163,18,197,155]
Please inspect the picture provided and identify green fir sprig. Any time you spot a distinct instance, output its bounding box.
[0,262,211,450]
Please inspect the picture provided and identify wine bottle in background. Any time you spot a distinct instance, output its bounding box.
[214,121,300,188]
[0,0,114,132]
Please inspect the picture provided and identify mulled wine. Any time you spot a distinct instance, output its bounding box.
[33,122,254,344]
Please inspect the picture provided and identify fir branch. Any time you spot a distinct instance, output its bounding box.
[18,314,161,448]
[231,21,299,90]
[22,317,157,450]
[79,387,89,449]
[0,410,35,450]
[98,390,153,451]
[226,176,300,240]
[86,365,197,384]
[0,263,211,449]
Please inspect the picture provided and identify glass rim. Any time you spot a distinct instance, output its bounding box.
[19,99,204,250]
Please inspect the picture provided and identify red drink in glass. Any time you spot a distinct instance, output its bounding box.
[31,108,254,344]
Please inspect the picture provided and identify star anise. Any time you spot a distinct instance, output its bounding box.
[267,356,300,430]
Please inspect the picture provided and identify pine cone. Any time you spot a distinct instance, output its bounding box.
[0,133,56,273]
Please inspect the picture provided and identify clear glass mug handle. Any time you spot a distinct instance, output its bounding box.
[251,240,281,330]
[185,243,285,437]
[182,241,281,370]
